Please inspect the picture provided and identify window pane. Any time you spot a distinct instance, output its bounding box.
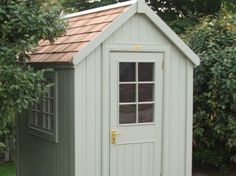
[119,105,136,124]
[120,63,136,82]
[119,84,136,103]
[31,112,35,124]
[49,100,54,114]
[138,104,154,123]
[138,84,154,102]
[138,63,154,81]
[43,114,48,129]
[35,113,39,126]
[49,86,54,98]
[49,115,54,130]
[43,99,49,113]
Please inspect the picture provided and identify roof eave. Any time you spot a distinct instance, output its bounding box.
[72,2,137,65]
[72,0,200,66]
[140,0,200,66]
[62,0,137,19]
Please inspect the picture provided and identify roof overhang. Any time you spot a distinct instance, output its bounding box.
[72,0,200,66]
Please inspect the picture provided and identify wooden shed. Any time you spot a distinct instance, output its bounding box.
[17,0,200,176]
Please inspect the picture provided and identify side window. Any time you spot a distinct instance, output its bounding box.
[29,72,58,143]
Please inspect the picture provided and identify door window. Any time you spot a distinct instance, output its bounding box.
[119,62,155,124]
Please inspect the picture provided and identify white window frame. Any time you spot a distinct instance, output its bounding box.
[28,72,58,143]
[118,61,156,125]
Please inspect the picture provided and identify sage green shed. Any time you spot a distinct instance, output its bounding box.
[17,0,200,176]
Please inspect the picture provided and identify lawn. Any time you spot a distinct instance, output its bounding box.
[0,163,15,176]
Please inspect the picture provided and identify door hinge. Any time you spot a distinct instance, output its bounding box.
[162,60,164,70]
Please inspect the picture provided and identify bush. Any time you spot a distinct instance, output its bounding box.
[183,10,236,169]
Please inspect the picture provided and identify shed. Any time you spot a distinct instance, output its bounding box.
[17,0,200,176]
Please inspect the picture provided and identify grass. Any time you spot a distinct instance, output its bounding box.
[0,163,15,176]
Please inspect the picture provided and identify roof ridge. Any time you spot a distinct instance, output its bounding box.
[62,0,136,19]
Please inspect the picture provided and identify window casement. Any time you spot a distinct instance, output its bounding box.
[28,72,58,143]
[119,62,155,124]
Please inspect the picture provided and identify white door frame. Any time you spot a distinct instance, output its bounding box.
[101,43,171,176]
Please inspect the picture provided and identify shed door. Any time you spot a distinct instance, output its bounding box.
[110,52,163,176]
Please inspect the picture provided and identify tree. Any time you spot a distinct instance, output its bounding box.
[0,0,66,143]
[182,9,236,169]
[60,0,117,12]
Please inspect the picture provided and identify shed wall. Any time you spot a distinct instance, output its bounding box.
[75,13,194,176]
[17,69,75,176]
[104,14,193,176]
[74,46,102,176]
[17,10,195,176]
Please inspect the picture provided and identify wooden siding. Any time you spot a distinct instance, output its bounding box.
[17,69,75,176]
[75,46,102,176]
[17,12,194,176]
[105,14,170,45]
[104,14,194,176]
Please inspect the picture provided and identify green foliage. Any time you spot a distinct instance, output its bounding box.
[0,66,51,134]
[0,0,66,64]
[60,0,117,12]
[183,10,236,168]
[0,0,66,134]
[148,0,221,20]
[0,142,5,153]
[60,0,226,33]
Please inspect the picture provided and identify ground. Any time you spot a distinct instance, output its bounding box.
[192,166,236,176]
[0,163,235,176]
[0,163,15,176]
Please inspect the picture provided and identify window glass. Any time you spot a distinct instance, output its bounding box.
[119,63,136,82]
[119,62,155,124]
[138,63,154,81]
[138,84,154,102]
[138,104,154,123]
[29,72,57,142]
[119,84,136,103]
[119,105,136,124]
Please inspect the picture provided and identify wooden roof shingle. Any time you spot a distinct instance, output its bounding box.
[29,5,130,63]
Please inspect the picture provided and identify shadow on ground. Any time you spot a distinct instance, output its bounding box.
[193,166,236,176]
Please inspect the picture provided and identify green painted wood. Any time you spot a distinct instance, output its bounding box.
[17,7,196,176]
[17,68,75,176]
[103,14,194,176]
[74,46,102,176]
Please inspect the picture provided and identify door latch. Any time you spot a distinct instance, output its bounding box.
[111,129,119,144]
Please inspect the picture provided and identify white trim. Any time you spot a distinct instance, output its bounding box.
[102,43,170,176]
[62,0,137,19]
[73,3,137,65]
[137,0,146,13]
[72,0,200,66]
[142,2,200,66]
[28,72,59,143]
[185,62,194,176]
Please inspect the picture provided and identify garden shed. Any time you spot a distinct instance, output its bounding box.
[17,0,200,176]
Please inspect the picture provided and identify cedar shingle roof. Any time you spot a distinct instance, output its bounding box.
[29,5,130,63]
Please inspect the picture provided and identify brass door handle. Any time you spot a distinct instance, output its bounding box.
[111,129,120,144]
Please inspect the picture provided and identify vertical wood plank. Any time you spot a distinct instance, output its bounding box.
[124,145,133,176]
[18,69,75,176]
[149,143,154,176]
[75,61,87,176]
[141,144,149,176]
[95,46,102,176]
[117,145,125,176]
[133,144,141,176]
[105,14,171,45]
[178,54,187,176]
[185,61,194,176]
[87,51,96,176]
